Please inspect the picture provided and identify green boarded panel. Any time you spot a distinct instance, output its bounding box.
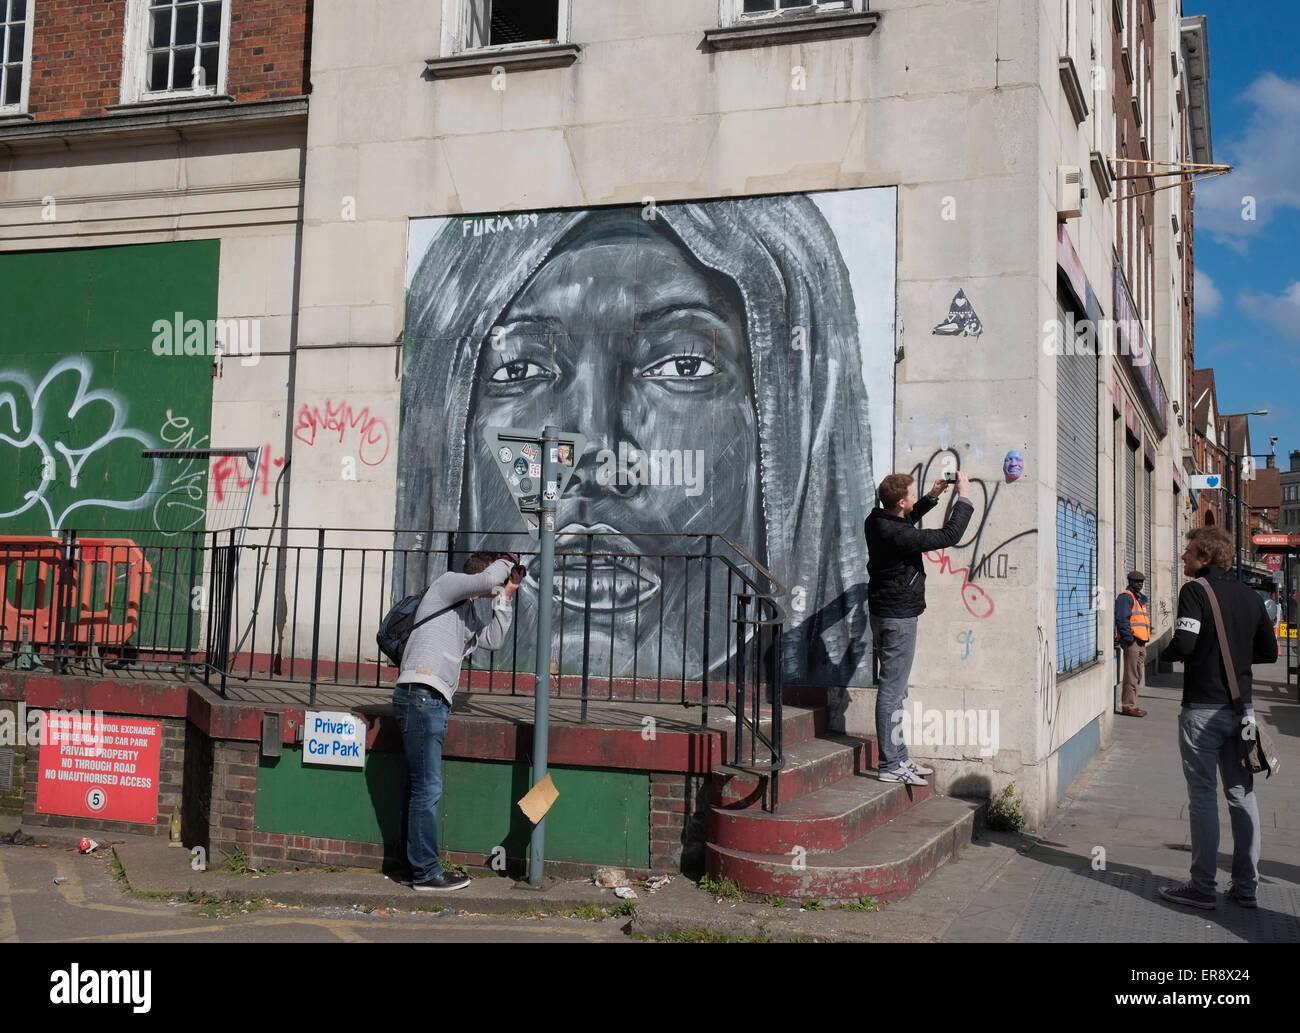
[0,241,219,651]
[256,749,650,868]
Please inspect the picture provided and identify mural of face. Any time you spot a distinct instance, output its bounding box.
[1003,450,1025,482]
[398,190,891,688]
[460,212,761,678]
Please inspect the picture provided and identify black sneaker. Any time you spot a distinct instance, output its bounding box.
[412,871,471,892]
[1159,883,1216,910]
[1225,885,1258,909]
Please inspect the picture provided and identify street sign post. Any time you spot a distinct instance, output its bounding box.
[482,424,585,885]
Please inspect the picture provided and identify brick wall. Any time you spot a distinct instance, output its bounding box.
[250,831,385,870]
[20,715,185,837]
[27,0,311,120]
[650,771,709,877]
[0,703,25,814]
[207,738,256,865]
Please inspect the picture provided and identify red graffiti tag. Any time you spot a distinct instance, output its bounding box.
[293,399,391,466]
[212,445,284,502]
[924,549,995,619]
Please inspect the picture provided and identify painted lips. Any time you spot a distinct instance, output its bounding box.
[524,524,662,611]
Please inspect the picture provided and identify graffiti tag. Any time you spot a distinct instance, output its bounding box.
[293,400,391,466]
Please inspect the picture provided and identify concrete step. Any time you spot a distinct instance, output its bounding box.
[705,795,981,902]
[708,772,931,855]
[716,704,822,769]
[713,733,875,809]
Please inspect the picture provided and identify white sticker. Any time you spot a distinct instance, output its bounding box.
[1176,617,1201,635]
[498,446,513,463]
[528,462,541,477]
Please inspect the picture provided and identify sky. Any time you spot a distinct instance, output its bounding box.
[1183,0,1300,470]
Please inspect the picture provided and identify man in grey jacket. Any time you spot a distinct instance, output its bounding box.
[395,551,523,890]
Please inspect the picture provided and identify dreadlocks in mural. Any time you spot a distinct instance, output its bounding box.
[397,189,895,688]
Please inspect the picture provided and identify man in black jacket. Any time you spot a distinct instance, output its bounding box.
[865,470,973,785]
[1158,526,1279,911]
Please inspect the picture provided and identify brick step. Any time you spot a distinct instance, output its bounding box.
[717,704,822,766]
[705,796,981,902]
[713,733,877,809]
[709,772,931,855]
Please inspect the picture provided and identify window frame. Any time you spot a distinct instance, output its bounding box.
[120,0,232,105]
[0,0,35,116]
[440,0,572,56]
[721,0,862,26]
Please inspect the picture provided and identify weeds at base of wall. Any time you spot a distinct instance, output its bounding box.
[986,782,1027,833]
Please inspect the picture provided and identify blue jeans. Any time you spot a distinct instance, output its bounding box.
[1179,705,1260,896]
[393,683,450,883]
[872,615,918,770]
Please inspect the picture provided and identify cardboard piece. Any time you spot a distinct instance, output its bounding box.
[517,773,559,824]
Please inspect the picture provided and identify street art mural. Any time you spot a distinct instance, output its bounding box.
[932,289,984,337]
[398,189,897,687]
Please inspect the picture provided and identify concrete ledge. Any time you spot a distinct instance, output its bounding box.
[0,96,307,151]
[424,43,580,79]
[702,12,881,51]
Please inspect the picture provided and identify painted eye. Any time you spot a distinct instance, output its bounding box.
[489,360,552,383]
[641,356,718,379]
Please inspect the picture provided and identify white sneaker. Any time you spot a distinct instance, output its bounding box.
[906,759,934,776]
[878,764,926,786]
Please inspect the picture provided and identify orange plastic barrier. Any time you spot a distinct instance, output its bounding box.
[0,536,153,650]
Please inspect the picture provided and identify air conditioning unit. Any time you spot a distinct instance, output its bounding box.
[1057,165,1083,220]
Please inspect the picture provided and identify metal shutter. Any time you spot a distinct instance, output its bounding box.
[1056,295,1099,673]
[1126,441,1138,575]
[1143,463,1153,586]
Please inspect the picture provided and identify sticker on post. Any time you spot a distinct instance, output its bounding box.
[544,481,557,501]
[497,446,513,464]
[518,773,559,824]
[528,462,541,478]
[551,444,574,466]
[514,457,529,476]
[521,443,539,461]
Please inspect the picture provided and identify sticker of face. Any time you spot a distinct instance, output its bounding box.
[1004,450,1025,482]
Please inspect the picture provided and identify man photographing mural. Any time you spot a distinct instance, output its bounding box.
[393,552,524,891]
[866,471,973,785]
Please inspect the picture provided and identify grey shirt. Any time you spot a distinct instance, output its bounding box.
[397,558,514,702]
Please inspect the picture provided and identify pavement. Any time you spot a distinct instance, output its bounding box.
[3,655,1298,943]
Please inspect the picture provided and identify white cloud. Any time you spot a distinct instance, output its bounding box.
[1197,73,1300,248]
[1195,268,1222,317]
[1239,281,1300,341]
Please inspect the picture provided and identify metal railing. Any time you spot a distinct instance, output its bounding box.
[0,526,786,779]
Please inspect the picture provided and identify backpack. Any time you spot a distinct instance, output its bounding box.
[376,595,456,666]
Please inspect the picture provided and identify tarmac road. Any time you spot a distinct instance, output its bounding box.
[0,842,631,944]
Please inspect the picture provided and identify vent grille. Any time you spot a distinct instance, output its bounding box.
[0,748,14,792]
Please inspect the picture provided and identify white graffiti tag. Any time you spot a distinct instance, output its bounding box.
[0,357,162,533]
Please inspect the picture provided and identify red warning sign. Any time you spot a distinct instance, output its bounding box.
[35,715,162,825]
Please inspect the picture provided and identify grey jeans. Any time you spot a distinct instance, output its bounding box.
[872,614,918,770]
[1179,705,1260,896]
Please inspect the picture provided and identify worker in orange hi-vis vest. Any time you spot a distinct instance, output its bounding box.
[1115,571,1151,717]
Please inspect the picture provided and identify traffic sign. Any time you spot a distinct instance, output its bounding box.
[483,426,585,538]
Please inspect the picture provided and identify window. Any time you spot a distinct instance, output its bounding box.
[454,0,569,51]
[121,0,231,103]
[0,0,33,114]
[739,0,851,14]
